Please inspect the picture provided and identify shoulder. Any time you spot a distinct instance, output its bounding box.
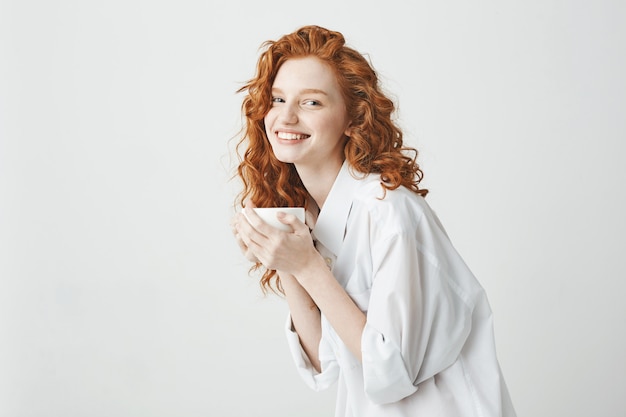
[350,173,434,235]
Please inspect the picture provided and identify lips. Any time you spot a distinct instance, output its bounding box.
[276,131,310,140]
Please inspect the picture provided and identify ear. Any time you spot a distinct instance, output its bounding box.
[344,121,353,137]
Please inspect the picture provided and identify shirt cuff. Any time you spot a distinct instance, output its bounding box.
[284,314,339,391]
[361,322,418,404]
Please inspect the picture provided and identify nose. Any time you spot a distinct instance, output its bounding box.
[277,102,298,124]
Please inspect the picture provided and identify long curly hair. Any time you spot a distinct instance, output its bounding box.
[234,25,427,293]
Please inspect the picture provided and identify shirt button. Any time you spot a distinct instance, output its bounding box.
[324,257,333,269]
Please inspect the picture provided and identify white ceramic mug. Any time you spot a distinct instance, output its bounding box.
[245,207,305,232]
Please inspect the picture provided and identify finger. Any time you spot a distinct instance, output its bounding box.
[234,233,260,263]
[232,213,262,263]
[243,198,257,209]
[235,211,262,236]
[237,238,259,263]
[242,207,277,236]
[236,235,249,254]
[237,212,271,253]
[230,214,240,235]
[276,211,309,234]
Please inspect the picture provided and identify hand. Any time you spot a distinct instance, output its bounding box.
[230,201,260,263]
[235,205,320,276]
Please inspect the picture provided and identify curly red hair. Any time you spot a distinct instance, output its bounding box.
[234,25,427,292]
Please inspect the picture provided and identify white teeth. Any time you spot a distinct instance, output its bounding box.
[277,132,310,140]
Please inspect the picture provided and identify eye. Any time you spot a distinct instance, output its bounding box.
[271,97,285,104]
[303,100,320,106]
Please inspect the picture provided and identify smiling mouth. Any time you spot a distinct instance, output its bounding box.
[276,132,310,140]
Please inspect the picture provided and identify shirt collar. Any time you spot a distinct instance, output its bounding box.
[312,161,360,256]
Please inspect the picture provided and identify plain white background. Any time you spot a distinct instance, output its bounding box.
[1,0,625,416]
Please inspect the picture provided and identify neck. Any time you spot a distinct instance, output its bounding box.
[295,160,343,209]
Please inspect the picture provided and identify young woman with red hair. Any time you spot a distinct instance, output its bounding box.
[231,25,516,417]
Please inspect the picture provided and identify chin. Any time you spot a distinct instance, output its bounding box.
[272,153,299,165]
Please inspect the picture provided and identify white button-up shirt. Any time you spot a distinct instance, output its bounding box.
[285,162,516,417]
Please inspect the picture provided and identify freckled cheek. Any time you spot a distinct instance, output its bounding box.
[262,116,273,138]
[263,110,277,135]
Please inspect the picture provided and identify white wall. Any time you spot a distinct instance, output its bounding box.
[1,1,625,416]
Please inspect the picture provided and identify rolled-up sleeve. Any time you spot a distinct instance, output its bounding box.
[361,218,475,405]
[284,314,339,391]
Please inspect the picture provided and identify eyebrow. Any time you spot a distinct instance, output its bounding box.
[271,87,328,96]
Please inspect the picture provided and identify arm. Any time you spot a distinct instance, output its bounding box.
[288,255,366,362]
[231,205,323,368]
[279,272,323,372]
[236,207,366,362]
[359,227,474,404]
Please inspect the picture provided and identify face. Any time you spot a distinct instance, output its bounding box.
[264,56,352,172]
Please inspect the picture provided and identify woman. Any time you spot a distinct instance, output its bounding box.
[231,25,516,417]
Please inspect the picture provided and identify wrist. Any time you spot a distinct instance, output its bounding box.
[293,252,332,289]
[278,271,300,289]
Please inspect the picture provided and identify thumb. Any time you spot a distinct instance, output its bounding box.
[276,211,306,232]
[243,198,257,209]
